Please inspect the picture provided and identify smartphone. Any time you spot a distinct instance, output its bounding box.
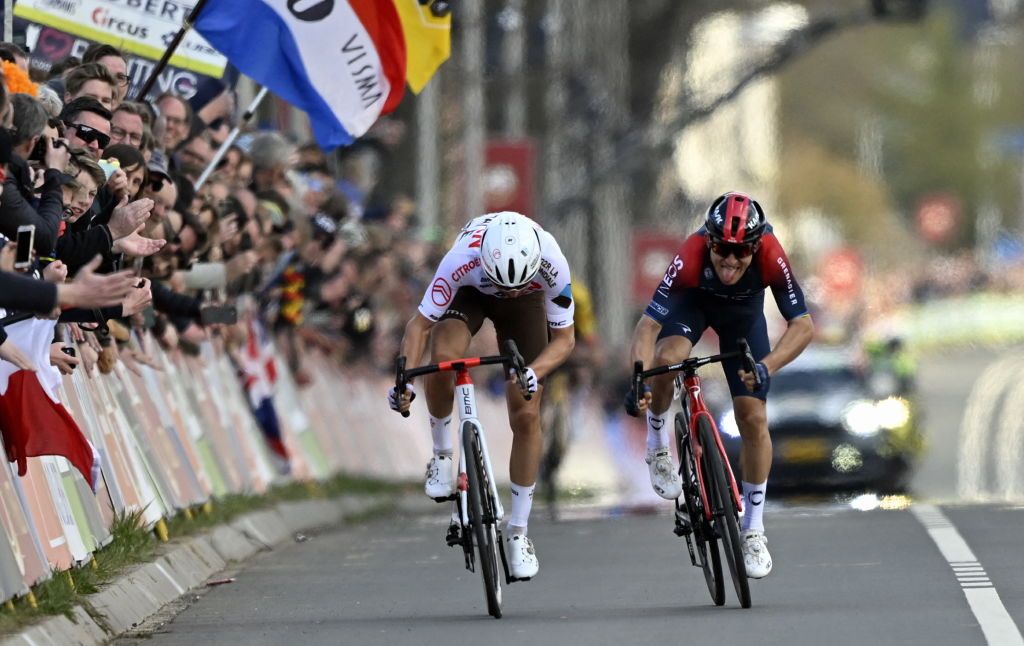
[14,224,34,270]
[60,347,76,358]
[199,304,238,326]
[98,158,120,180]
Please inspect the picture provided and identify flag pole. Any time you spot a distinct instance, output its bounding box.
[133,0,211,101]
[194,85,269,191]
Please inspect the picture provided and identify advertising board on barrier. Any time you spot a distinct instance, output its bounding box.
[19,19,225,100]
[14,0,227,77]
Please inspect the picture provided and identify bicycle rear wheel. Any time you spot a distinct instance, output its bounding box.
[698,417,751,608]
[675,413,724,606]
[463,422,502,618]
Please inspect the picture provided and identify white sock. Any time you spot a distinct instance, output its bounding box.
[430,414,453,455]
[507,482,535,534]
[646,410,669,453]
[741,480,767,532]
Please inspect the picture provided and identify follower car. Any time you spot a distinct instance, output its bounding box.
[716,346,923,493]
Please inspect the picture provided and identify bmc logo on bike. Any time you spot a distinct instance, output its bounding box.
[462,391,473,415]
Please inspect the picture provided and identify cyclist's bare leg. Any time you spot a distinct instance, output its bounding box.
[507,382,545,486]
[424,319,473,418]
[734,395,771,534]
[733,395,771,483]
[650,336,694,414]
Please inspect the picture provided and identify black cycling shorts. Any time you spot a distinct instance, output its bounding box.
[439,287,548,365]
[656,289,771,400]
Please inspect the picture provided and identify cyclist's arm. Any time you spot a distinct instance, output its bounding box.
[530,324,575,380]
[760,313,814,376]
[399,312,435,374]
[629,314,663,371]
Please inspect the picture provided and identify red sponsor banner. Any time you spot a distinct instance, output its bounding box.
[632,232,687,305]
[484,139,536,217]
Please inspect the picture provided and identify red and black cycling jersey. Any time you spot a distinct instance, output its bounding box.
[644,224,808,323]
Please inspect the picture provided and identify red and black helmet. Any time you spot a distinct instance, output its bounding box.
[704,192,767,244]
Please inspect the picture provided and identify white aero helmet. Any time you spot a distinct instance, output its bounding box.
[479,212,543,290]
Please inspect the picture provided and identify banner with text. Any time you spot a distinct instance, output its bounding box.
[14,0,227,78]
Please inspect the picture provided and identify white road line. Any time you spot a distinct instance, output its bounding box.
[958,356,1020,500]
[912,505,1023,646]
[995,374,1024,499]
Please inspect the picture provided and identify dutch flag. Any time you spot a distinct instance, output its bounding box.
[195,0,407,149]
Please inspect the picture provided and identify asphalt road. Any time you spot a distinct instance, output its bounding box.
[119,501,1023,646]
[119,344,1024,645]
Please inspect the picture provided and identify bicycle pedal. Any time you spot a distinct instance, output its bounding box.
[433,494,457,503]
[673,524,692,538]
[445,523,461,547]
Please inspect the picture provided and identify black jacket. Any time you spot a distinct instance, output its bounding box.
[0,155,66,256]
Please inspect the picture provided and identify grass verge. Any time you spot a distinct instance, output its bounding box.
[0,474,404,636]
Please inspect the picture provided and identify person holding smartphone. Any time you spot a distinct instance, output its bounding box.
[0,94,71,257]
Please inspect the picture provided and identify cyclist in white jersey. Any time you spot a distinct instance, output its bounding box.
[388,212,576,580]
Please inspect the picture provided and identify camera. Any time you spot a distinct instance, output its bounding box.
[28,135,66,163]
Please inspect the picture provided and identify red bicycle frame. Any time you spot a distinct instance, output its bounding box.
[680,372,744,519]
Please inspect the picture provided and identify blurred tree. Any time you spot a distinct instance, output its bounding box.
[779,7,1024,250]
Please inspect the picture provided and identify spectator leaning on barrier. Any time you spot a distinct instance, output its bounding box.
[60,96,111,160]
[0,93,71,256]
[63,63,117,111]
[81,43,130,105]
[110,101,146,148]
[154,92,192,154]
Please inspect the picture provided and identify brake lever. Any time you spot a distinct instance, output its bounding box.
[633,360,644,411]
[505,340,532,401]
[738,338,762,389]
[395,355,410,418]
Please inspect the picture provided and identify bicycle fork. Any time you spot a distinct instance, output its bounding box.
[452,378,505,528]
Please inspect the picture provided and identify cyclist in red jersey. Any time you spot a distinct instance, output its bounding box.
[626,192,814,579]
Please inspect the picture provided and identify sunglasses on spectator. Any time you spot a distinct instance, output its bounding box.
[709,239,757,259]
[69,123,110,149]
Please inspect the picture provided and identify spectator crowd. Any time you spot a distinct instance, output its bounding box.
[0,41,439,466]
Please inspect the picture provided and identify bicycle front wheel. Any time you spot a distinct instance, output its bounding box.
[698,417,751,608]
[463,422,503,618]
[676,413,724,606]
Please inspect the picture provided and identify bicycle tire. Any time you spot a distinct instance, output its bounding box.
[463,422,503,618]
[698,417,751,608]
[675,413,724,606]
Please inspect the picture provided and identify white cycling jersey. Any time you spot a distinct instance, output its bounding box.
[417,214,575,328]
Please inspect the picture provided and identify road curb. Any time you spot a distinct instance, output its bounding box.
[0,496,388,646]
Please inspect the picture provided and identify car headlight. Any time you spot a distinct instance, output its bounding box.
[719,409,741,438]
[841,400,881,437]
[875,397,911,430]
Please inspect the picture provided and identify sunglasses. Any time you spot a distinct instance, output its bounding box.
[709,239,757,259]
[69,123,110,149]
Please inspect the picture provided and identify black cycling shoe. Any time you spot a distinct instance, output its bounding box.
[445,521,461,547]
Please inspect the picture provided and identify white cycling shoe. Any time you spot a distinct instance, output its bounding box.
[741,529,773,579]
[504,534,539,580]
[646,449,683,500]
[424,454,455,500]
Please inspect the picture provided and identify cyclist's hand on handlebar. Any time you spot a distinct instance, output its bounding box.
[624,384,652,417]
[387,383,416,413]
[508,366,538,396]
[739,362,770,393]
